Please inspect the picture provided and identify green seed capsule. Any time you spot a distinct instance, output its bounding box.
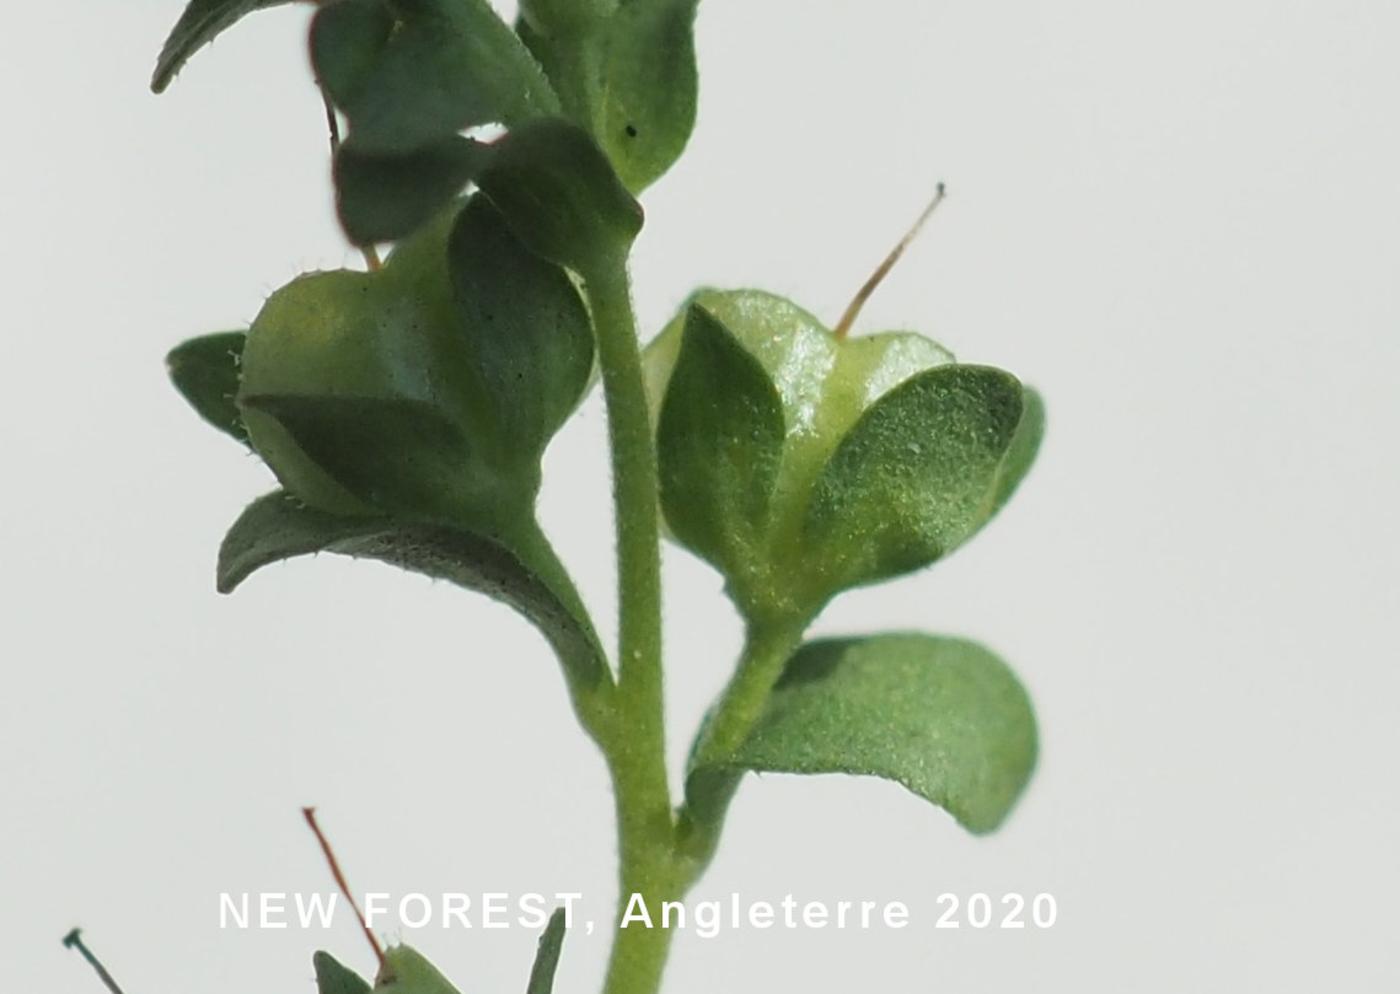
[236,200,593,530]
[644,289,1041,625]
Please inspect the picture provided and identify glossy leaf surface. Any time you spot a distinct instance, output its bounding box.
[219,492,606,686]
[166,331,248,445]
[691,634,1037,834]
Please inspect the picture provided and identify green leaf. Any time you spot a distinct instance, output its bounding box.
[513,15,603,136]
[657,305,785,601]
[803,366,1023,593]
[477,118,643,270]
[525,909,567,994]
[151,0,293,93]
[313,952,371,994]
[516,0,698,193]
[991,385,1045,515]
[219,492,606,687]
[595,0,699,192]
[520,0,617,31]
[312,0,559,154]
[691,634,1037,835]
[447,197,596,456]
[309,0,395,104]
[334,137,489,246]
[239,394,480,522]
[374,947,460,994]
[166,331,248,445]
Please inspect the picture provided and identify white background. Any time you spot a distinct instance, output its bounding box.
[2,1,1398,991]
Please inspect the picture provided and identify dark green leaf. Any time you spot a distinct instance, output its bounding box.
[513,15,603,134]
[309,0,395,106]
[525,909,567,994]
[447,197,595,456]
[658,305,785,600]
[166,331,248,444]
[477,118,642,270]
[311,0,559,154]
[219,492,606,686]
[313,952,371,994]
[803,366,1024,593]
[239,394,483,522]
[519,0,616,32]
[335,136,489,246]
[515,0,697,192]
[595,0,699,192]
[991,385,1045,515]
[374,947,460,994]
[151,0,293,93]
[692,634,1037,835]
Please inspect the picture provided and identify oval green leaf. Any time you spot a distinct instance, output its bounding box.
[802,365,1024,595]
[515,0,698,192]
[691,633,1037,835]
[657,304,785,603]
[595,0,699,192]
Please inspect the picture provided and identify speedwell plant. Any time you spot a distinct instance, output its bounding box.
[150,2,1045,992]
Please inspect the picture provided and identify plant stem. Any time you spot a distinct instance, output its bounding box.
[583,261,664,706]
[675,620,807,873]
[583,261,678,994]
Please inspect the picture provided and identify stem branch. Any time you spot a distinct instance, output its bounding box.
[675,620,807,874]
